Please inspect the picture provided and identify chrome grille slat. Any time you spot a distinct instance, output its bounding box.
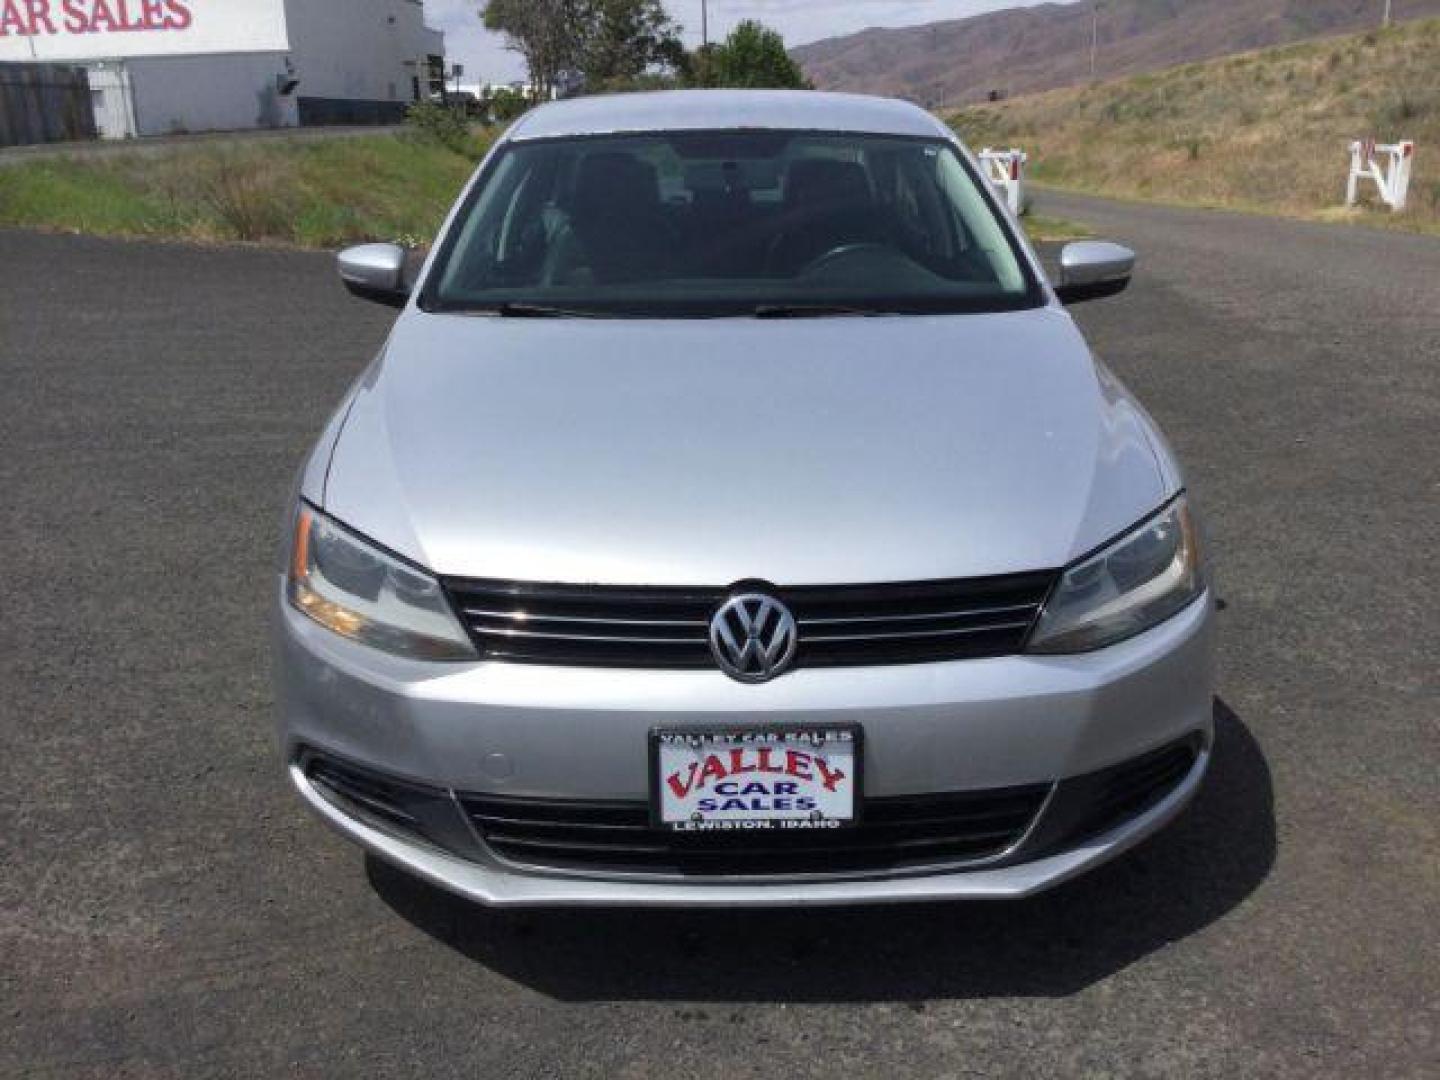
[462,609,707,627]
[803,620,1035,644]
[469,626,705,645]
[443,571,1057,670]
[800,603,1037,625]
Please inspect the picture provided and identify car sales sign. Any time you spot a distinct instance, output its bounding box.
[654,728,860,832]
[0,1,289,63]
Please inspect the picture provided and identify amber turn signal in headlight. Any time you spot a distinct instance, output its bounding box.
[287,505,476,661]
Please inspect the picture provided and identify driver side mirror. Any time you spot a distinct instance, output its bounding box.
[1055,241,1136,304]
[337,244,410,308]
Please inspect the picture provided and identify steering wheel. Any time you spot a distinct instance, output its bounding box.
[798,242,891,277]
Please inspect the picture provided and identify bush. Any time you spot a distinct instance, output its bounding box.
[193,151,296,242]
[486,87,530,123]
[1371,90,1433,130]
[407,101,482,160]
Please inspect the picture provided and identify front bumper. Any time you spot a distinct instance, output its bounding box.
[275,581,1216,906]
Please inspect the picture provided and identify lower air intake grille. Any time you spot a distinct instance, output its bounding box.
[1075,738,1200,841]
[458,786,1050,878]
[302,750,479,858]
[307,754,433,833]
[442,572,1057,671]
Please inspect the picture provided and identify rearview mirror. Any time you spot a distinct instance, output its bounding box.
[1055,241,1136,304]
[337,244,410,308]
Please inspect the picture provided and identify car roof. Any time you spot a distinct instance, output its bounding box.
[506,89,953,143]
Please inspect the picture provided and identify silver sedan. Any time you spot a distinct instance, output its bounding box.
[275,89,1215,906]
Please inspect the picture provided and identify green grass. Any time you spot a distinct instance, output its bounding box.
[949,17,1440,236]
[0,127,499,247]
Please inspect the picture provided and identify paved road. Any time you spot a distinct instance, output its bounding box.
[2,196,1437,1078]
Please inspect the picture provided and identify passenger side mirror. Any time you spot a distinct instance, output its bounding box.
[337,244,410,308]
[1055,241,1136,304]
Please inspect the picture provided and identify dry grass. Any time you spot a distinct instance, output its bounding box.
[949,18,1440,235]
[1023,214,1093,242]
[190,151,300,242]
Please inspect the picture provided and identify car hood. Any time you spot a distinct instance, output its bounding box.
[322,308,1174,586]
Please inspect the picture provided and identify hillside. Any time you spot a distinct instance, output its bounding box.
[948,18,1440,233]
[794,0,1440,106]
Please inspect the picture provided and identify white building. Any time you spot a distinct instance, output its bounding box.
[0,1,445,139]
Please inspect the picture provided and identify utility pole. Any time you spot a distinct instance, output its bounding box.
[702,0,709,50]
[1383,0,1393,27]
[1089,1,1101,81]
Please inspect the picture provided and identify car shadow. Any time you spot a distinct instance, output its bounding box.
[368,699,1273,1002]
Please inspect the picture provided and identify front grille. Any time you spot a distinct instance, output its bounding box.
[787,574,1056,667]
[444,580,718,668]
[459,786,1049,877]
[442,572,1057,671]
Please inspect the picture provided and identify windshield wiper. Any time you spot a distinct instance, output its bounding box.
[462,302,895,319]
[487,302,605,319]
[752,304,894,319]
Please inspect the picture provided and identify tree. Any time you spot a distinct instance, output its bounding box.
[482,0,584,100]
[482,0,684,97]
[706,20,809,90]
[579,0,685,87]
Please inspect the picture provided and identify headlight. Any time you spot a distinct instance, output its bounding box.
[287,505,476,660]
[1026,496,1204,654]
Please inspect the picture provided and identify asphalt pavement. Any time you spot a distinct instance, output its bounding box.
[2,195,1437,1078]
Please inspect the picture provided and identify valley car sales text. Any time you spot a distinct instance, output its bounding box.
[0,0,193,37]
[664,743,849,831]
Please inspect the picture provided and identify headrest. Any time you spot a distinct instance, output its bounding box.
[785,159,872,209]
[575,152,661,220]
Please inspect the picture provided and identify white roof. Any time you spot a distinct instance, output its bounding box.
[507,90,951,142]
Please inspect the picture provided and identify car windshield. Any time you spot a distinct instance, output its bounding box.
[422,130,1040,318]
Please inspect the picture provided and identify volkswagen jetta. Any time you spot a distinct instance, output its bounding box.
[275,90,1215,906]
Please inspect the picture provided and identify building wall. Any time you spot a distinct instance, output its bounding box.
[58,0,442,137]
[285,0,442,122]
[125,53,297,136]
[0,0,291,63]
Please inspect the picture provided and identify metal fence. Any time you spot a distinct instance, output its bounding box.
[0,64,97,148]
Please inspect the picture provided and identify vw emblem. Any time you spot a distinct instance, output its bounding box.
[709,593,798,684]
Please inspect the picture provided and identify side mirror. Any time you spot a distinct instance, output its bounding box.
[1055,240,1136,304]
[337,243,410,308]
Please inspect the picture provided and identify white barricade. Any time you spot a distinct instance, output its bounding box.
[979,147,1029,216]
[1346,139,1415,212]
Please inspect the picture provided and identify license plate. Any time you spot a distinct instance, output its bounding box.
[651,726,862,832]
